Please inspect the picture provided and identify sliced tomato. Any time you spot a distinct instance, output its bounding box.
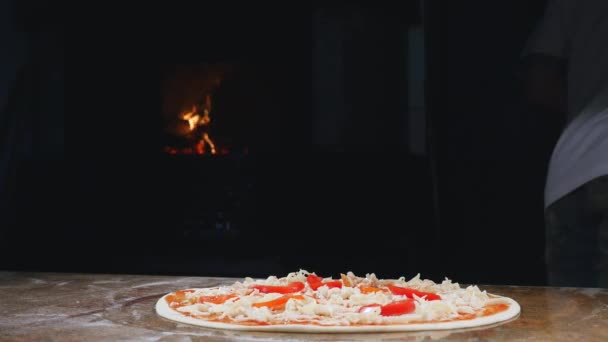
[307,274,323,290]
[307,275,342,290]
[306,274,322,287]
[252,294,305,309]
[323,280,343,289]
[309,283,321,290]
[380,299,416,316]
[307,274,323,283]
[358,300,416,316]
[359,285,385,294]
[387,285,441,301]
[198,294,237,304]
[165,289,195,305]
[251,281,305,294]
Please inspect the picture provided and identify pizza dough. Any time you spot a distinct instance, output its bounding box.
[155,270,521,333]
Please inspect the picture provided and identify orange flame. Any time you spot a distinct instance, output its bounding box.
[182,106,201,130]
[177,94,216,155]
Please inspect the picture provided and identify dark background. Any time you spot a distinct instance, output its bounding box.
[0,1,563,285]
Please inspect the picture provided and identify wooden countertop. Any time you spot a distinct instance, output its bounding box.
[0,271,606,341]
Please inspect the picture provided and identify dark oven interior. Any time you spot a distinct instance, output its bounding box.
[8,3,435,278]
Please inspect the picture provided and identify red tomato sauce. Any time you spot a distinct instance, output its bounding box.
[165,291,510,327]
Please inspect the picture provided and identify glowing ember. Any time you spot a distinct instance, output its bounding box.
[170,94,217,155]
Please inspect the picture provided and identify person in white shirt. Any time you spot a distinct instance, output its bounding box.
[521,0,608,287]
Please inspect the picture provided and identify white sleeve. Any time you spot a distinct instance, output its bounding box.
[522,0,573,58]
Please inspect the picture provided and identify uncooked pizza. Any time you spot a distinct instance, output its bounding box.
[156,270,520,332]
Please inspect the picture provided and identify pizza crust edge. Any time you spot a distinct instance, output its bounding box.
[155,291,521,333]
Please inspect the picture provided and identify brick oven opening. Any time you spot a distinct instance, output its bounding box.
[162,63,236,156]
[160,60,289,157]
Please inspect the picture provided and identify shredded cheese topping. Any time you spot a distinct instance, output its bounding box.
[169,270,505,326]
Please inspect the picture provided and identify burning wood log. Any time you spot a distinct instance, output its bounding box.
[162,64,232,155]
